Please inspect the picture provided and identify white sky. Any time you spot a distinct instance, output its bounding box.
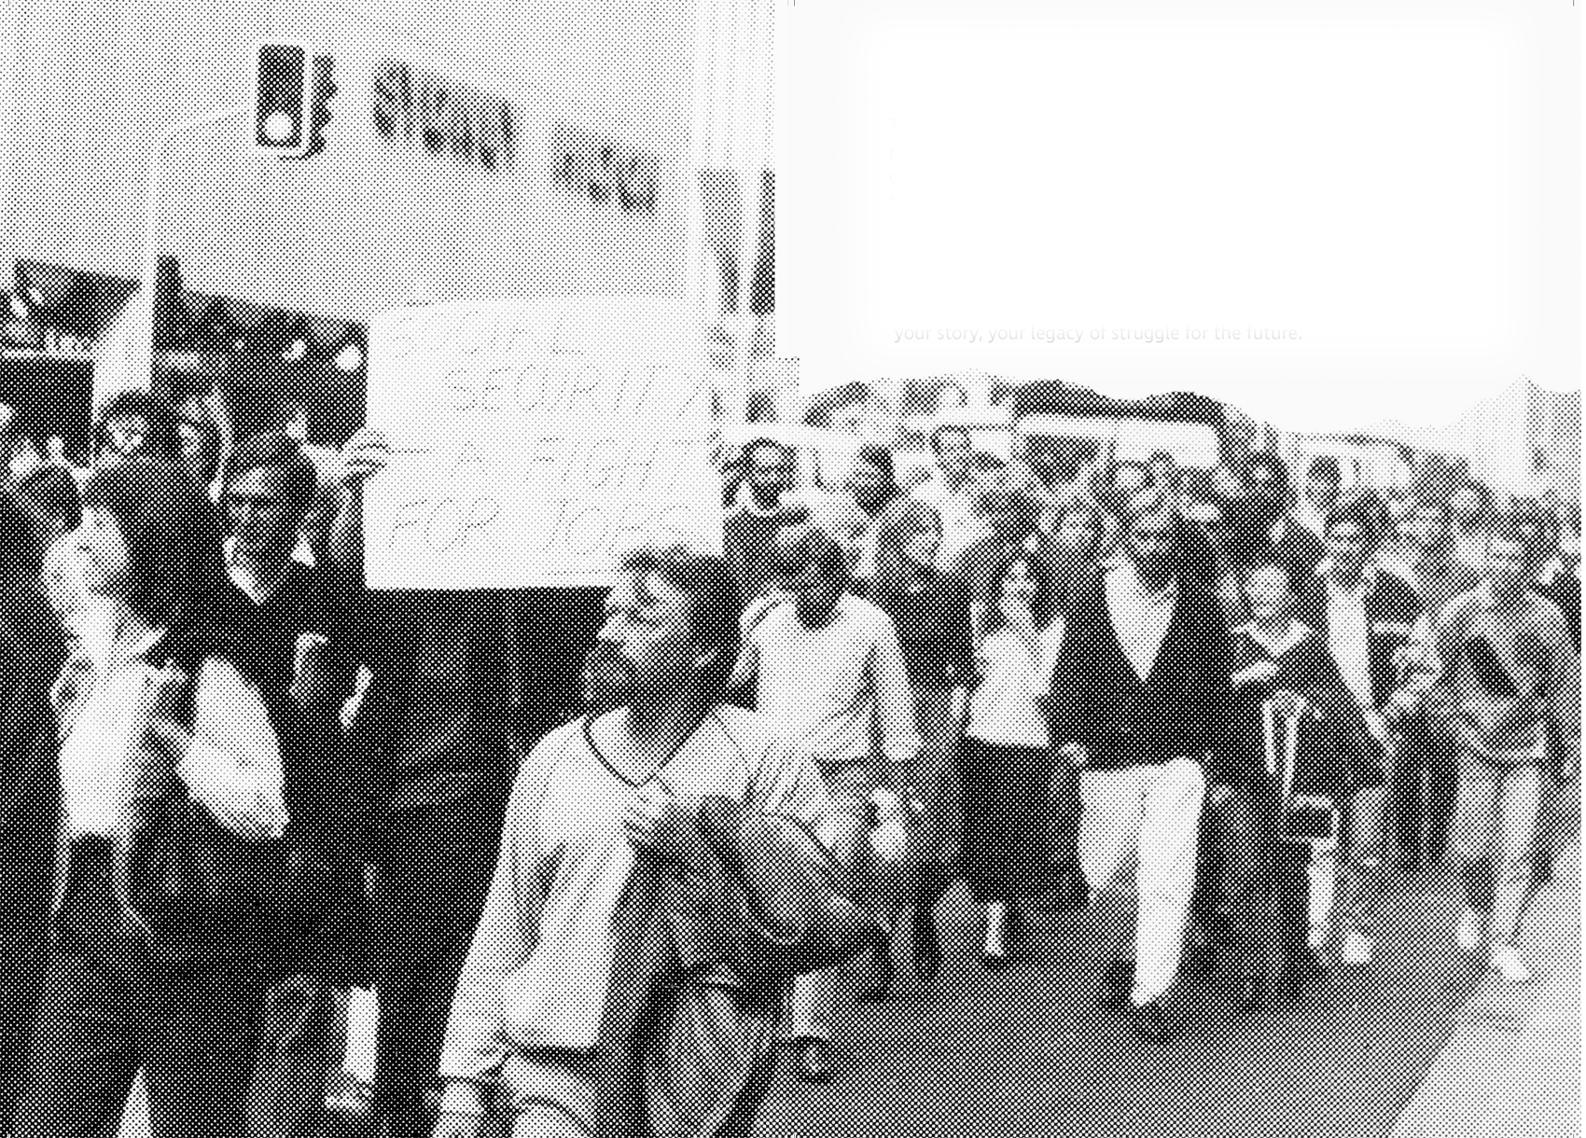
[777,0,1580,432]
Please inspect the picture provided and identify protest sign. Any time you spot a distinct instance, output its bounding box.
[364,297,720,588]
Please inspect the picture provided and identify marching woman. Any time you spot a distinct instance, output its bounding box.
[959,550,1066,966]
[13,456,288,1138]
[865,497,975,985]
[0,491,67,1130]
[1209,561,1371,1005]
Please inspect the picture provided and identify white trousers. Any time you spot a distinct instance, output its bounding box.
[1077,759,1207,1004]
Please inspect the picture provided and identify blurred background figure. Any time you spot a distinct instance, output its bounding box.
[1297,456,1342,538]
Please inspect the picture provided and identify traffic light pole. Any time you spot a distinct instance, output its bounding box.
[132,104,247,394]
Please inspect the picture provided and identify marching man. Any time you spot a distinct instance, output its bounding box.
[433,545,862,1138]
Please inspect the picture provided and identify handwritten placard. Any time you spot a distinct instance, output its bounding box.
[364,297,720,589]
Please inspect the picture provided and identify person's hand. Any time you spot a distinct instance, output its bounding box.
[338,427,392,488]
[622,783,682,852]
[290,633,335,708]
[128,662,193,766]
[1059,742,1088,769]
[1233,659,1280,688]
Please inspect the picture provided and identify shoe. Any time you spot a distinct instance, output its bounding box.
[793,1038,836,1084]
[1340,929,1373,966]
[1127,994,1182,1043]
[1293,946,1328,989]
[1099,959,1135,1010]
[1455,908,1484,953]
[1232,973,1265,1014]
[324,1070,374,1121]
[1534,847,1555,885]
[980,902,1016,968]
[1489,946,1532,984]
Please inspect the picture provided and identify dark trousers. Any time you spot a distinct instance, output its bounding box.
[1390,724,1458,868]
[0,921,47,1136]
[13,841,265,1138]
[957,738,1054,904]
[248,971,346,1138]
[370,797,506,1138]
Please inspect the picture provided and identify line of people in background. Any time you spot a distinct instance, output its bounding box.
[719,426,1579,1049]
[0,396,1576,1138]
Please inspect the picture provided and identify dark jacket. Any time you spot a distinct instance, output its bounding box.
[1228,622,1372,802]
[866,570,975,691]
[0,587,67,935]
[1294,562,1424,712]
[358,589,522,820]
[1047,568,1237,783]
[722,501,809,607]
[232,561,375,985]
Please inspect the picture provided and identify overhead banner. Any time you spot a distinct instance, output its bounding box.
[363,297,720,589]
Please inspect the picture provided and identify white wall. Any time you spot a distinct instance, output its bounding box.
[2,0,712,319]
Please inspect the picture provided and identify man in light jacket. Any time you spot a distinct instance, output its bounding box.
[434,545,856,1138]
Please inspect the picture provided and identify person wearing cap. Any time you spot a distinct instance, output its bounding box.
[1046,490,1235,1042]
[728,525,918,1082]
[1431,513,1579,983]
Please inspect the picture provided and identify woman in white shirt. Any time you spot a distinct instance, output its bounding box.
[13,456,288,1138]
[960,551,1066,966]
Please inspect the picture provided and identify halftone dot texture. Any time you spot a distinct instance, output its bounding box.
[1,5,1581,1138]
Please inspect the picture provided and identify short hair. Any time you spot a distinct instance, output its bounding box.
[1495,503,1553,562]
[1307,456,1342,484]
[1323,491,1383,549]
[224,431,320,509]
[616,544,743,698]
[743,436,793,465]
[929,424,972,455]
[852,443,896,483]
[775,523,850,585]
[94,390,181,463]
[15,463,83,533]
[980,548,1057,635]
[1245,451,1292,498]
[82,456,226,629]
[872,496,943,596]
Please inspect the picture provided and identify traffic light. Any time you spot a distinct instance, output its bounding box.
[302,53,336,159]
[252,43,313,157]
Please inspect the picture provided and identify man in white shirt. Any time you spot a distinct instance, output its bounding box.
[435,546,852,1138]
[730,526,919,1082]
[1048,496,1237,1042]
[910,425,986,571]
[1297,495,1426,966]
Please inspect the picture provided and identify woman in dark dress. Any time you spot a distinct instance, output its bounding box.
[865,496,975,984]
